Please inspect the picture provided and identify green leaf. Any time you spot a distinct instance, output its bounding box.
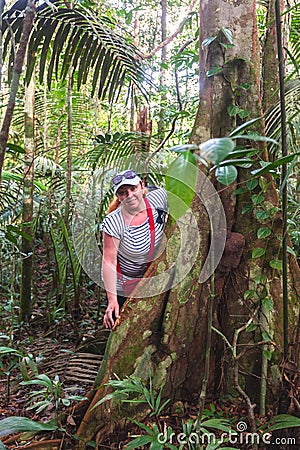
[150,441,165,450]
[263,349,273,361]
[168,144,198,154]
[199,138,235,165]
[0,417,57,437]
[227,147,258,158]
[242,204,253,214]
[262,331,272,342]
[237,109,250,119]
[201,36,217,47]
[287,246,296,257]
[251,153,299,176]
[86,442,97,449]
[7,225,33,241]
[0,347,23,356]
[232,133,278,145]
[252,247,266,258]
[6,143,25,154]
[269,259,282,270]
[201,418,232,432]
[23,5,149,101]
[125,435,153,449]
[21,374,53,390]
[229,117,261,137]
[227,105,240,117]
[218,158,253,168]
[1,171,47,191]
[267,414,300,431]
[262,298,273,311]
[165,150,197,221]
[257,227,271,239]
[206,66,223,77]
[215,165,237,185]
[244,289,255,300]
[221,27,234,44]
[251,194,264,205]
[256,209,269,220]
[233,187,247,195]
[246,178,259,190]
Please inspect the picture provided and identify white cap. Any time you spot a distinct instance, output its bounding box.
[113,170,142,194]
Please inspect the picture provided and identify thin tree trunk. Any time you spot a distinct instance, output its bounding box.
[0,0,5,94]
[0,0,36,179]
[20,73,35,321]
[157,0,167,136]
[262,0,287,113]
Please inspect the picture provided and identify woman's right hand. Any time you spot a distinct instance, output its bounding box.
[103,298,119,329]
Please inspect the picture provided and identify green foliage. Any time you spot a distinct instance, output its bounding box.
[0,417,58,437]
[260,414,300,431]
[21,374,87,418]
[165,149,197,221]
[126,404,237,450]
[251,153,300,177]
[92,373,170,417]
[215,166,237,186]
[3,1,149,102]
[165,136,236,219]
[126,421,177,450]
[0,347,38,380]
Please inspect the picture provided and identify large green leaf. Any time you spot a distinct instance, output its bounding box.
[0,417,57,437]
[251,153,299,176]
[165,150,197,221]
[199,138,235,165]
[215,165,238,185]
[262,414,300,431]
[1,171,46,191]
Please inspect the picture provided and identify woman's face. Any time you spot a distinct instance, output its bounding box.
[116,183,144,209]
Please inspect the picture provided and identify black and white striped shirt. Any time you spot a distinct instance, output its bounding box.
[100,188,168,285]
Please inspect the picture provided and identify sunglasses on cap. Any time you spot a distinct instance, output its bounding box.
[112,170,138,186]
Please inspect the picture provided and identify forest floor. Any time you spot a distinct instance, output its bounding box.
[0,292,299,449]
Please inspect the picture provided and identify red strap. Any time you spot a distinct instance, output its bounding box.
[117,197,155,280]
[144,197,155,263]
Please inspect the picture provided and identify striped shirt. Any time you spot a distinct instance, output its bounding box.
[100,188,168,288]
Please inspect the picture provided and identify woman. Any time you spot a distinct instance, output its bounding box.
[100,170,168,329]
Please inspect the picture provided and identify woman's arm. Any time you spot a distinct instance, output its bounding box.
[102,231,120,329]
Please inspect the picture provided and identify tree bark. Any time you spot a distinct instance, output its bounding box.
[0,0,36,179]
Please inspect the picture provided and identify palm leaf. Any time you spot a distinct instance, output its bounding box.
[2,1,149,101]
[289,6,300,76]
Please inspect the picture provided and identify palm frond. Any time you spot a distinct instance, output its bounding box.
[265,79,300,153]
[80,132,157,169]
[289,5,300,77]
[2,1,150,102]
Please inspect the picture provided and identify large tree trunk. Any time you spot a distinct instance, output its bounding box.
[20,73,35,321]
[74,0,300,447]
